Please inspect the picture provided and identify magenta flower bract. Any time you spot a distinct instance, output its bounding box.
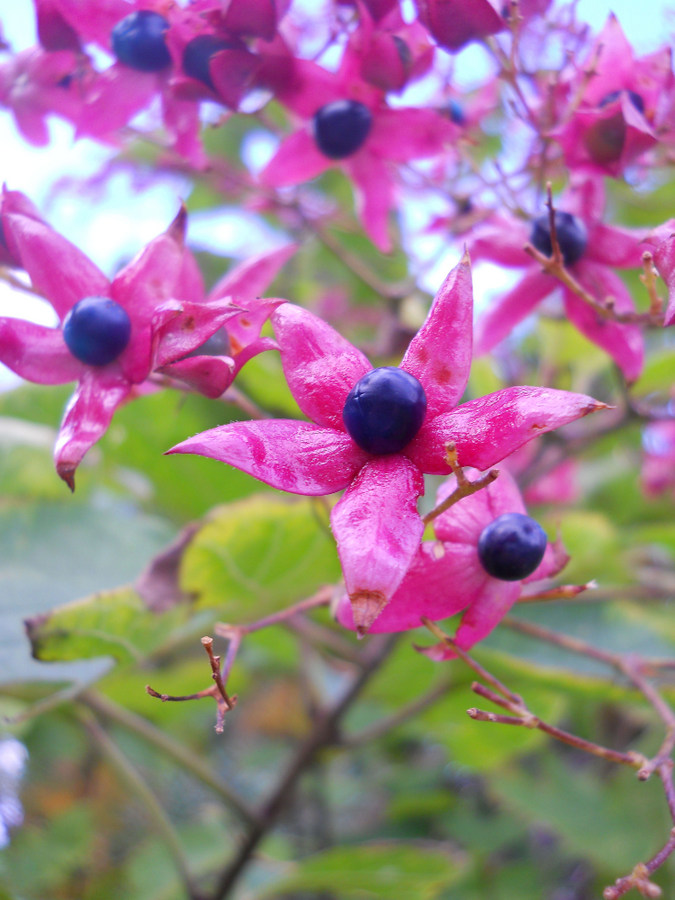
[470,174,646,381]
[158,242,297,398]
[414,0,504,52]
[169,254,605,634]
[644,219,675,327]
[551,15,672,177]
[349,2,435,94]
[259,42,458,252]
[335,467,567,652]
[49,0,206,165]
[0,192,248,488]
[0,46,83,145]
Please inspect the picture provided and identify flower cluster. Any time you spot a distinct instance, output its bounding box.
[2,0,675,654]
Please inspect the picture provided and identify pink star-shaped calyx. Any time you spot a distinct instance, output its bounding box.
[258,39,457,252]
[335,467,568,652]
[169,252,606,634]
[469,174,646,381]
[551,14,672,177]
[0,191,246,488]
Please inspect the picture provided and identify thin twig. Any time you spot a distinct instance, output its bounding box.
[78,710,204,900]
[423,443,499,525]
[79,690,258,827]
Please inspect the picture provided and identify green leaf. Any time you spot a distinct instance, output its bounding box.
[3,805,95,897]
[258,841,465,899]
[181,494,341,616]
[493,752,669,871]
[26,586,194,667]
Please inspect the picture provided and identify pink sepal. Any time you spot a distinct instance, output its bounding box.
[111,214,188,383]
[368,107,457,161]
[421,579,521,659]
[226,302,280,359]
[0,318,83,384]
[589,223,647,268]
[468,215,531,267]
[348,152,395,253]
[415,0,504,51]
[331,455,425,634]
[335,541,481,633]
[644,221,675,326]
[168,420,368,495]
[524,537,570,583]
[152,298,241,369]
[401,252,472,416]
[0,188,46,267]
[77,65,158,141]
[260,129,333,187]
[161,91,207,170]
[50,0,129,49]
[261,56,341,118]
[209,48,262,109]
[409,387,606,474]
[272,303,372,431]
[3,210,109,320]
[433,468,526,544]
[474,269,553,356]
[209,244,296,303]
[159,355,236,398]
[54,368,131,490]
[221,0,280,41]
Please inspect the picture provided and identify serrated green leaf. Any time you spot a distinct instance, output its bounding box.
[26,586,191,667]
[258,841,465,899]
[181,495,340,616]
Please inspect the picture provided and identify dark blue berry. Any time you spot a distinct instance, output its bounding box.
[530,211,588,267]
[477,512,547,581]
[111,11,171,73]
[448,99,466,125]
[182,34,238,90]
[598,89,645,115]
[342,367,427,455]
[312,100,373,160]
[63,297,132,367]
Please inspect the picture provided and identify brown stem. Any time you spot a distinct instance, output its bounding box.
[421,618,523,705]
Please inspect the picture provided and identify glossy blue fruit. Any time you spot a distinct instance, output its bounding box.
[63,297,132,367]
[343,366,427,455]
[111,11,171,72]
[477,512,547,581]
[447,99,466,125]
[312,100,373,160]
[182,34,237,90]
[530,210,588,267]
